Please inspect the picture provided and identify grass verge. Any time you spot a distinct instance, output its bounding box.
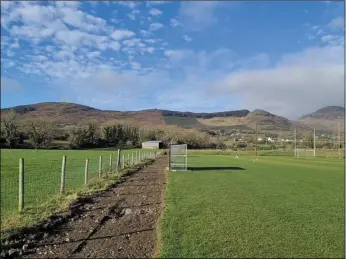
[0,158,157,240]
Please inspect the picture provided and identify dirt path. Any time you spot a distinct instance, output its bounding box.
[20,156,168,258]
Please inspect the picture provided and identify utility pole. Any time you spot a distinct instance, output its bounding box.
[338,116,341,158]
[255,123,258,156]
[294,127,297,157]
[313,129,316,157]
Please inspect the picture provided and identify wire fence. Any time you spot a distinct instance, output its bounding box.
[1,149,165,223]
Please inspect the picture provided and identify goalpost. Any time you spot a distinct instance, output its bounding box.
[169,144,187,171]
[294,126,316,157]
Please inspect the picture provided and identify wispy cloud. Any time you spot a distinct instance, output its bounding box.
[149,8,162,16]
[183,35,193,42]
[149,22,164,31]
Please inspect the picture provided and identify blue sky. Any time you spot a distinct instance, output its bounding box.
[1,1,344,118]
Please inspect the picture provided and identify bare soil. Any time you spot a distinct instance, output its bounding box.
[2,156,168,259]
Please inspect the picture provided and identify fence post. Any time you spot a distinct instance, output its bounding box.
[116,149,121,171]
[19,158,24,212]
[84,159,89,185]
[122,154,125,169]
[109,154,112,169]
[60,156,66,194]
[98,156,102,178]
[131,153,134,166]
[139,152,141,162]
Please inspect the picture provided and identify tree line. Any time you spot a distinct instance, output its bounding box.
[1,110,224,150]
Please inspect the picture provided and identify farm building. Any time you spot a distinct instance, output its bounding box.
[142,141,163,149]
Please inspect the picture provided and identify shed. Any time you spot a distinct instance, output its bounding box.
[142,141,163,149]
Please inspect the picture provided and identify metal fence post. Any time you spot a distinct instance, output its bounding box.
[84,159,89,185]
[19,158,24,212]
[60,156,66,194]
[98,156,102,178]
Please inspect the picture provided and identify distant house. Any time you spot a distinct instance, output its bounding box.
[267,137,274,143]
[257,137,263,141]
[142,141,163,149]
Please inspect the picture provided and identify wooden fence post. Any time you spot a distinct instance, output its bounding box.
[60,156,66,194]
[109,154,112,169]
[98,156,102,178]
[122,154,125,169]
[19,158,24,212]
[84,159,89,185]
[139,152,141,162]
[131,153,134,166]
[116,149,121,171]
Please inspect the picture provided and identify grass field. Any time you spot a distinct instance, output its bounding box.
[0,148,155,230]
[158,154,344,258]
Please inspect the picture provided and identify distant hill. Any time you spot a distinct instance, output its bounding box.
[1,102,165,127]
[298,106,344,133]
[1,102,343,134]
[300,106,344,120]
[198,109,293,133]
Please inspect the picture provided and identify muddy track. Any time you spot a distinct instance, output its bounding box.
[3,156,168,259]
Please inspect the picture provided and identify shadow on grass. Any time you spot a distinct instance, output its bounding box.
[188,166,245,171]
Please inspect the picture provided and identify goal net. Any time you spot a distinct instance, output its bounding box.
[296,148,315,157]
[294,126,316,157]
[169,144,187,171]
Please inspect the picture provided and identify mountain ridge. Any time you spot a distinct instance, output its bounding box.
[1,102,344,133]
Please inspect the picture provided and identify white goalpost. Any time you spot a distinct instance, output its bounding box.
[169,144,188,171]
[294,126,316,157]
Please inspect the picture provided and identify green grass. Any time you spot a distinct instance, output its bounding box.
[0,148,156,231]
[158,154,344,258]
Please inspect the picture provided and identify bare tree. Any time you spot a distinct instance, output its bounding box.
[26,120,54,149]
[1,110,20,147]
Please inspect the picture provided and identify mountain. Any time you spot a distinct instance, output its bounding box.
[298,106,344,133]
[300,106,344,120]
[1,102,165,127]
[197,109,293,133]
[1,102,342,134]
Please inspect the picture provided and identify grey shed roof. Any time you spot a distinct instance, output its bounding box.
[142,141,162,144]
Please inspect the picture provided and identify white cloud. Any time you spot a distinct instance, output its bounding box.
[170,18,182,28]
[179,2,221,31]
[140,30,152,37]
[131,61,141,70]
[127,9,140,21]
[320,35,344,46]
[149,22,164,31]
[110,29,135,41]
[57,6,107,33]
[127,13,136,21]
[183,35,193,42]
[327,17,344,30]
[211,45,344,118]
[149,8,162,16]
